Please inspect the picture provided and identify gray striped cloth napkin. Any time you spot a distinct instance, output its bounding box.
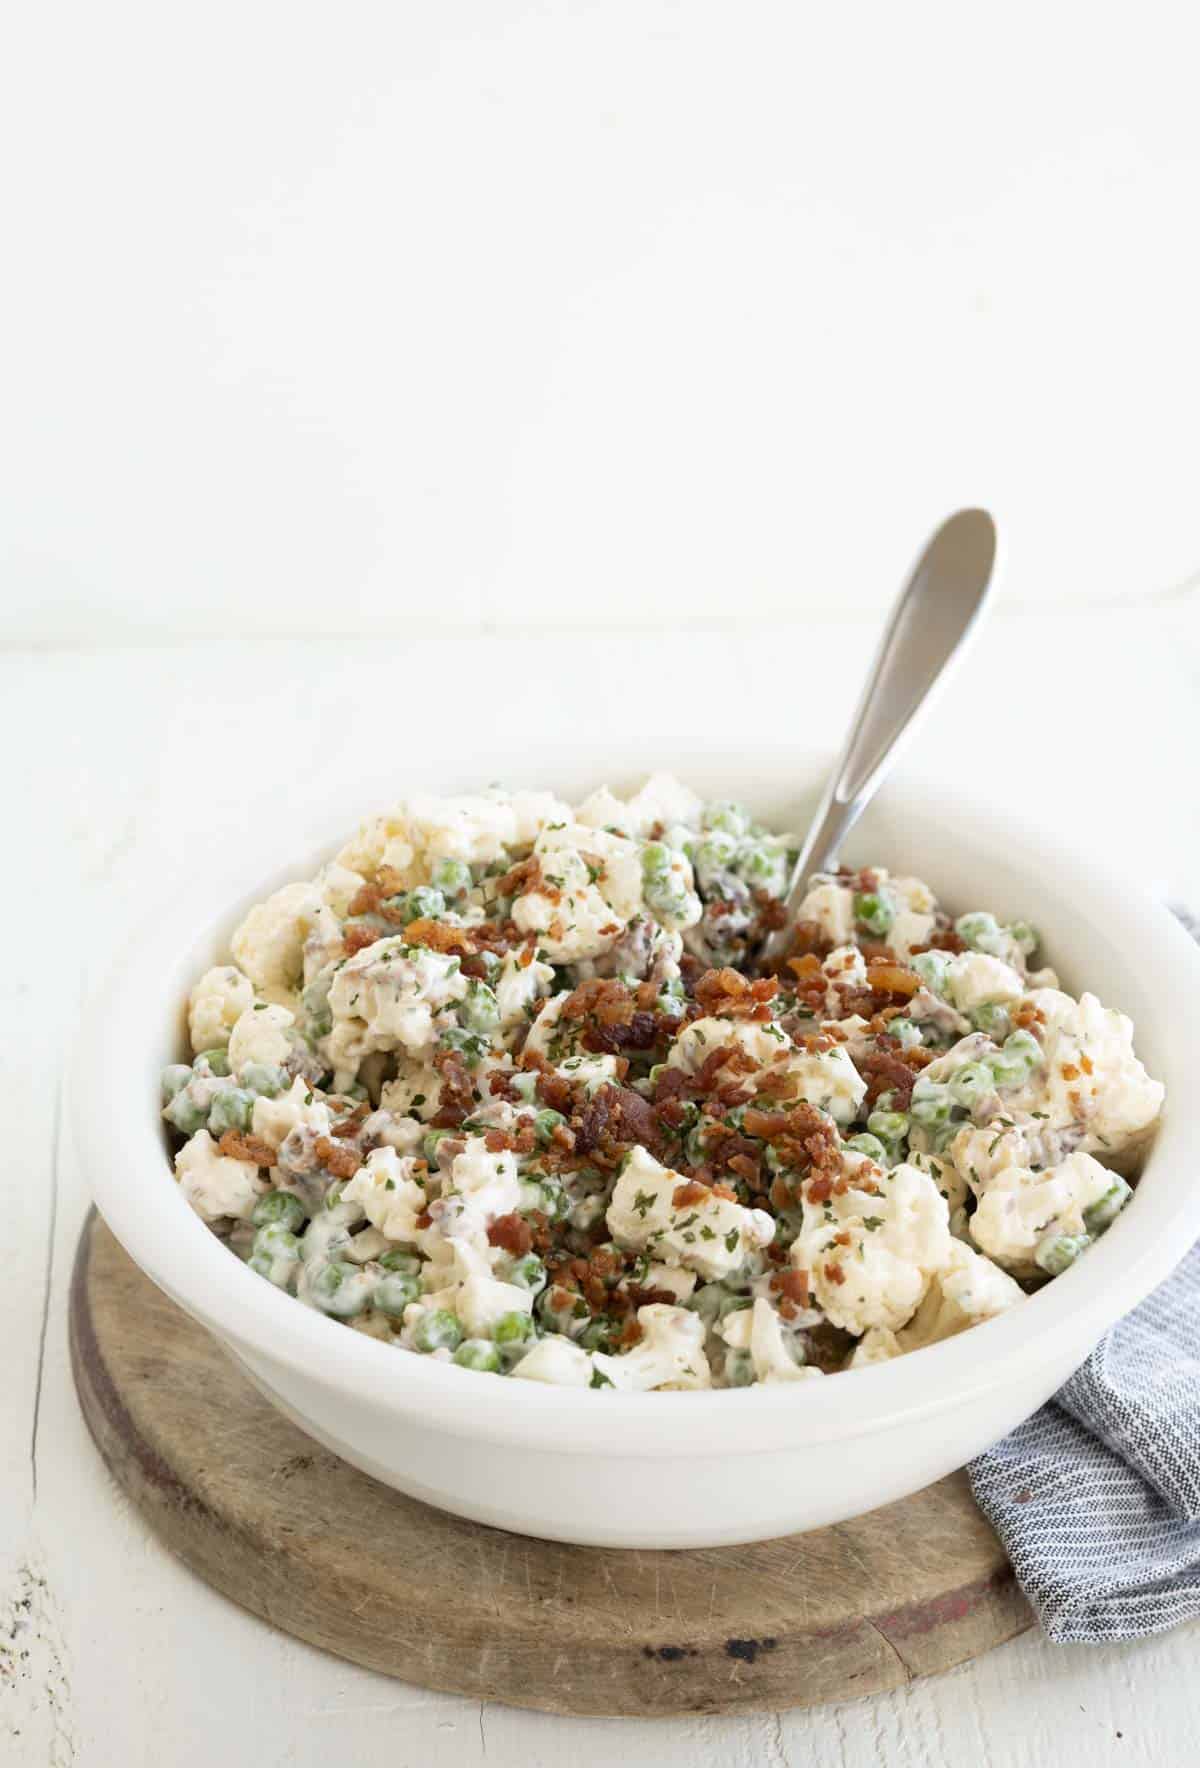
[969,908,1199,1643]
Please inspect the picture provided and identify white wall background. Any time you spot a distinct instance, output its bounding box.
[4,0,1200,641]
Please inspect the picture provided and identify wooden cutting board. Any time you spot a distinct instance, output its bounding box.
[69,1211,1031,1717]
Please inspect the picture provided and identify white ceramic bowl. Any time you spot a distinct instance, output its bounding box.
[74,752,1200,1548]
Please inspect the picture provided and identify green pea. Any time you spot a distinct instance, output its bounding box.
[196,1048,232,1077]
[506,1254,547,1294]
[493,1310,534,1345]
[534,1108,568,1146]
[240,1061,286,1099]
[969,1003,1012,1040]
[432,858,473,900]
[309,1260,374,1318]
[248,1225,301,1288]
[887,1018,924,1051]
[641,841,673,879]
[1008,920,1039,957]
[375,1272,421,1316]
[955,911,1002,953]
[454,1339,502,1372]
[724,1348,755,1387]
[950,1062,994,1109]
[301,971,334,1042]
[378,1247,422,1275]
[911,950,952,994]
[853,891,895,937]
[413,1309,463,1353]
[1084,1176,1132,1233]
[161,1064,193,1106]
[460,980,500,1035]
[437,1026,489,1067]
[868,1109,909,1144]
[910,1080,955,1127]
[510,1070,539,1103]
[702,801,751,838]
[163,1090,207,1136]
[846,1132,887,1162]
[252,1190,306,1232]
[394,885,446,921]
[694,831,738,880]
[987,1030,1042,1088]
[208,1087,255,1136]
[735,838,788,893]
[1035,1233,1091,1276]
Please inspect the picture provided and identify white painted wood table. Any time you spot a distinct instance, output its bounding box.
[5,606,1199,1766]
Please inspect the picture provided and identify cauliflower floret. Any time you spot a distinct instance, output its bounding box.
[950,1115,1079,1195]
[512,824,644,962]
[326,938,469,1072]
[335,811,419,885]
[941,953,1026,1014]
[379,1058,444,1120]
[187,965,254,1054]
[797,879,857,948]
[522,991,574,1062]
[969,1150,1120,1273]
[228,1003,295,1070]
[555,1052,623,1092]
[606,1147,774,1282]
[175,1129,263,1223]
[407,788,572,869]
[231,882,327,991]
[251,1075,333,1149]
[315,861,367,917]
[898,1239,1024,1348]
[494,950,555,1031]
[457,1269,535,1338]
[592,1304,712,1391]
[793,1161,951,1335]
[746,1297,823,1384]
[341,1145,429,1242]
[848,1328,902,1368]
[1009,989,1164,1165]
[667,1016,864,1125]
[434,1137,521,1247]
[887,877,938,960]
[575,772,703,841]
[511,1338,595,1386]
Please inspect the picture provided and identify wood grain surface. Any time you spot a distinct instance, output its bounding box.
[69,1210,1032,1719]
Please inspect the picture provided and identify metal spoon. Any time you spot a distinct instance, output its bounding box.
[760,508,999,965]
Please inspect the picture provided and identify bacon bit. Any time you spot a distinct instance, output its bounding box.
[493,855,544,899]
[548,1287,574,1312]
[769,1175,794,1213]
[415,1209,433,1230]
[430,1049,476,1127]
[778,1268,810,1307]
[403,917,476,955]
[806,1173,835,1205]
[1060,1062,1080,1081]
[347,880,383,917]
[483,1128,515,1152]
[727,1153,760,1186]
[1080,1055,1094,1076]
[823,1262,846,1286]
[787,921,833,961]
[313,1136,363,1180]
[487,1212,534,1257]
[517,943,536,968]
[343,923,380,955]
[865,960,921,998]
[778,1297,799,1321]
[597,922,621,937]
[217,1130,277,1167]
[859,1046,917,1111]
[833,1230,852,1247]
[695,967,779,1021]
[672,1180,710,1209]
[1068,1088,1084,1115]
[617,1315,644,1349]
[711,1182,738,1202]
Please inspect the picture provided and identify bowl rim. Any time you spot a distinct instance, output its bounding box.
[73,755,1200,1457]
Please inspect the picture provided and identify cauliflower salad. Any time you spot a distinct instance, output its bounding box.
[161,775,1164,1391]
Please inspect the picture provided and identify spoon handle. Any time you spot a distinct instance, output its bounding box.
[761,508,999,963]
